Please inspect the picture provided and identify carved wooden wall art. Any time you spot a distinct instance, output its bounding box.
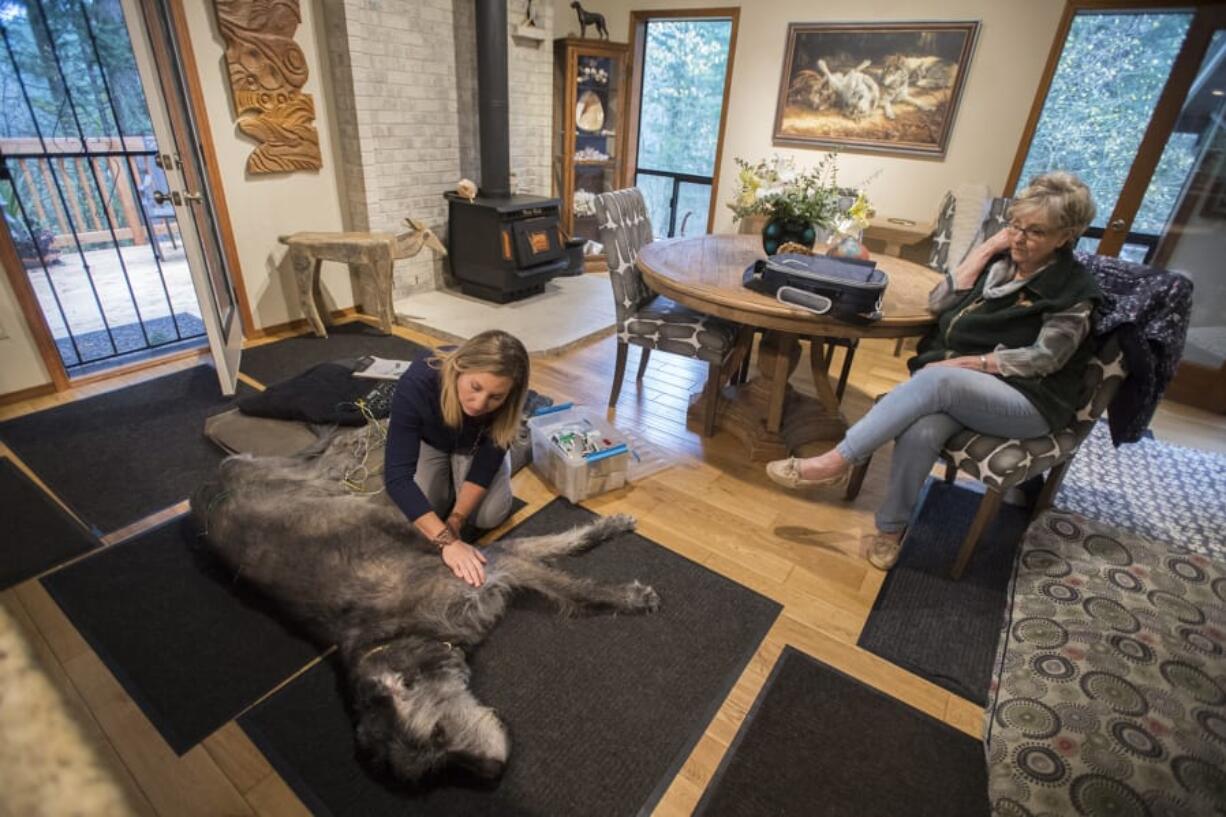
[214,0,322,174]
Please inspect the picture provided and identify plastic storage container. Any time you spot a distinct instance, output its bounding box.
[527,404,629,502]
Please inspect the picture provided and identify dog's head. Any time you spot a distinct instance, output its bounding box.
[350,645,509,786]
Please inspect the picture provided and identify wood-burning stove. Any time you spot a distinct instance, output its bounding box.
[446,192,568,302]
[447,0,566,303]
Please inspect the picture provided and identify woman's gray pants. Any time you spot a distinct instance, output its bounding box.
[835,367,1050,533]
[414,441,514,530]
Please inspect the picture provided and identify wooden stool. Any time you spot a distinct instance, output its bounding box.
[279,218,446,337]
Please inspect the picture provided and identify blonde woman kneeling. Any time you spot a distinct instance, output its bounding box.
[385,330,530,588]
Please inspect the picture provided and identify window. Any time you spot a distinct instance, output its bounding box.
[1013,10,1194,260]
[631,16,734,238]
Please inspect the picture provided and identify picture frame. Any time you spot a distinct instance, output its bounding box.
[772,21,980,158]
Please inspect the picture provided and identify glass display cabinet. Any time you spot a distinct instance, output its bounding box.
[553,37,629,246]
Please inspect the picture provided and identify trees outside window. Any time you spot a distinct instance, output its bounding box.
[1016,11,1195,253]
[634,19,732,237]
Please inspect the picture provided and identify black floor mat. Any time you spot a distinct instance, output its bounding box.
[41,515,321,754]
[694,646,989,817]
[239,498,782,817]
[857,479,1029,705]
[0,366,252,534]
[241,322,428,386]
[0,458,101,590]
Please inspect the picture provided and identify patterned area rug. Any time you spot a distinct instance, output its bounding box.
[986,509,1226,817]
[1057,423,1226,561]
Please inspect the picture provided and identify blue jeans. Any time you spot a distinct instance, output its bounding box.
[835,367,1050,533]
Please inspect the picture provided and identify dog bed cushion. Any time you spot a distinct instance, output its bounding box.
[204,409,321,458]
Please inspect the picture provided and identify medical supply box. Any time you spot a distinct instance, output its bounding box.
[527,404,629,502]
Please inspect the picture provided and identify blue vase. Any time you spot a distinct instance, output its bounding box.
[761,218,817,255]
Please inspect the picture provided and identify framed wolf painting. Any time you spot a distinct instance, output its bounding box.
[773,21,980,158]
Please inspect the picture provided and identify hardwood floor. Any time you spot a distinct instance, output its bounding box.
[1,316,1222,816]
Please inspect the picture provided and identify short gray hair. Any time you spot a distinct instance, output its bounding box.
[1009,171,1096,247]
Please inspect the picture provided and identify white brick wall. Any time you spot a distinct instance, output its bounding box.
[506,0,553,199]
[324,0,554,298]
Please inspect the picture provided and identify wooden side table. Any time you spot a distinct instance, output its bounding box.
[864,217,935,356]
[864,216,932,257]
[279,221,445,337]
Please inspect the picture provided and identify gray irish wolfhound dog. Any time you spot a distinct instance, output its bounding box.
[191,429,658,786]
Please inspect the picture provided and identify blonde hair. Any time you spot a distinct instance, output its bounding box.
[1009,171,1096,248]
[433,330,530,449]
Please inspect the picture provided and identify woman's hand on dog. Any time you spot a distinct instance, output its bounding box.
[442,540,487,587]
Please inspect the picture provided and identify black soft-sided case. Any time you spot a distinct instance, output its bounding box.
[743,253,889,323]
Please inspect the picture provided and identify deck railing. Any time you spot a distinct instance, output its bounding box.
[1,131,200,372]
[0,0,203,373]
[0,135,174,253]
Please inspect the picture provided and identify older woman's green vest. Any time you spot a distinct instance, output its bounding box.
[908,249,1102,430]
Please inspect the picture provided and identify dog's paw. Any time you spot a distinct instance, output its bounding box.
[621,580,659,613]
[587,514,636,544]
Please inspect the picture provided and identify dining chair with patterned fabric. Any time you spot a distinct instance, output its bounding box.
[846,332,1128,579]
[594,188,748,436]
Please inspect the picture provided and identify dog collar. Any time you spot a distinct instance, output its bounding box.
[357,639,454,665]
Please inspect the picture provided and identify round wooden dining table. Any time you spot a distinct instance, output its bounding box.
[636,234,944,460]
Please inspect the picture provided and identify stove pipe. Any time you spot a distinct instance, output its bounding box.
[474,0,511,199]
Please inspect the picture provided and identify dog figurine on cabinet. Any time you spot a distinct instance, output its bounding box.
[570,1,609,39]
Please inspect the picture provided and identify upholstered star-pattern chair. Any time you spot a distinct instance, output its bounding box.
[594,188,747,436]
[846,333,1128,579]
[937,334,1126,577]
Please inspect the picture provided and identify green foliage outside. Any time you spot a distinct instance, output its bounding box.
[0,0,154,242]
[0,0,152,139]
[1017,11,1195,235]
[635,19,730,236]
[637,19,731,177]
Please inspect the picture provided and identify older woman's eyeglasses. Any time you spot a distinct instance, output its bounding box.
[1006,221,1052,241]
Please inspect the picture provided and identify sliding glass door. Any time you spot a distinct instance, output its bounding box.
[1012,10,1194,261]
[1010,3,1226,412]
[1144,16,1226,407]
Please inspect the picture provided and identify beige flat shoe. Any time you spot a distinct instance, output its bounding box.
[765,457,850,491]
[867,531,905,570]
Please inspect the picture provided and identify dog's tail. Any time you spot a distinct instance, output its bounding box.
[190,471,228,539]
[189,456,249,566]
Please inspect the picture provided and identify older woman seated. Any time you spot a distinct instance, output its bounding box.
[765,171,1102,570]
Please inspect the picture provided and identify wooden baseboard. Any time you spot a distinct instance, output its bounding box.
[245,307,364,340]
[69,348,209,389]
[0,381,57,407]
[1164,360,1226,414]
[0,339,228,406]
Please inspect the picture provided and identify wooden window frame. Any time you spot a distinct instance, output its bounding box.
[625,8,740,235]
[1005,1,1222,256]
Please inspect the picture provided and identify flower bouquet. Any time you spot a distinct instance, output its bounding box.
[727,153,874,255]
